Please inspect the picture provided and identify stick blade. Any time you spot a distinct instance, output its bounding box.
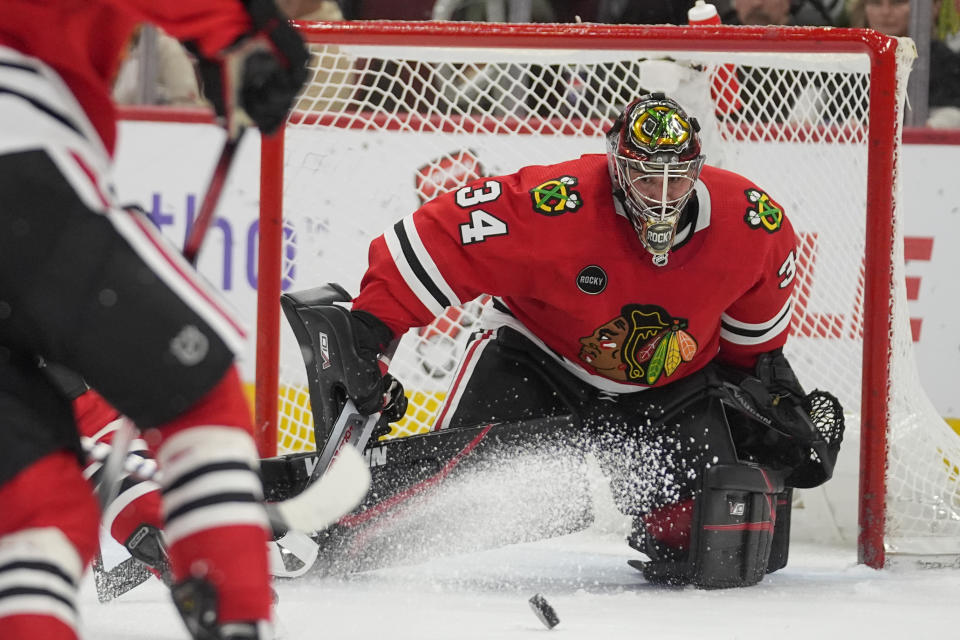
[271,445,371,533]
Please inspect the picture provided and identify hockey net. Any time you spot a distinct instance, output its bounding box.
[257,21,960,568]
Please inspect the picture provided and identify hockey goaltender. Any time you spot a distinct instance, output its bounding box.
[278,93,846,589]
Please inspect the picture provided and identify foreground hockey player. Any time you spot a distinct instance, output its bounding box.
[286,93,843,588]
[0,1,309,638]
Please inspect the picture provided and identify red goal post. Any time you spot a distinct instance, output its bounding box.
[256,20,956,569]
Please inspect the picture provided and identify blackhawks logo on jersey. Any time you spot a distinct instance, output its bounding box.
[578,304,698,385]
[743,188,783,233]
[530,175,583,215]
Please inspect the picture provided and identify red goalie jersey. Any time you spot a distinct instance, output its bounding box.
[353,154,797,393]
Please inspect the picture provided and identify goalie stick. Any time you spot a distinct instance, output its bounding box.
[309,398,380,485]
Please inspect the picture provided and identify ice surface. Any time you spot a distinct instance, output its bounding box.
[80,533,958,640]
[80,453,958,639]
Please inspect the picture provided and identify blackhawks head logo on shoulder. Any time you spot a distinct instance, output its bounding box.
[743,188,783,233]
[578,304,698,385]
[529,175,583,215]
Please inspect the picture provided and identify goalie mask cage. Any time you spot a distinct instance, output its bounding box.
[255,20,960,569]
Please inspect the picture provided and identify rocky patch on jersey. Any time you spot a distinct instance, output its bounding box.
[578,304,698,384]
[576,265,607,294]
[743,188,783,233]
[530,175,583,215]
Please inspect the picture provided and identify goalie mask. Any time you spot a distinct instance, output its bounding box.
[606,94,705,266]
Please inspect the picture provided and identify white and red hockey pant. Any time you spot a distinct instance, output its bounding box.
[0,145,247,430]
[0,49,246,429]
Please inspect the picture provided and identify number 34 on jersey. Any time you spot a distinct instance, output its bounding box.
[456,181,508,245]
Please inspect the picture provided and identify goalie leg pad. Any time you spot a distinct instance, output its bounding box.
[633,463,783,589]
[689,463,784,588]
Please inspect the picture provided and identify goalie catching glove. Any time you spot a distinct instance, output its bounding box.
[191,0,310,137]
[724,349,844,488]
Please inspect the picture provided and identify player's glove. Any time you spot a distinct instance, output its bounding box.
[738,349,809,440]
[350,310,408,423]
[193,0,310,138]
[730,349,844,487]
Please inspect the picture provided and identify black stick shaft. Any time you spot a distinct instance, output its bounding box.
[183,130,245,264]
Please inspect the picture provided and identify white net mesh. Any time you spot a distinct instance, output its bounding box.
[264,24,960,561]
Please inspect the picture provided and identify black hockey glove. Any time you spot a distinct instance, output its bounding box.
[739,349,808,439]
[350,310,408,423]
[729,350,844,487]
[192,0,309,137]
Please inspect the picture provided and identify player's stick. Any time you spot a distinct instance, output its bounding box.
[88,417,147,603]
[83,435,371,534]
[182,129,246,264]
[89,419,142,602]
[92,554,153,604]
[94,417,137,510]
[86,438,370,601]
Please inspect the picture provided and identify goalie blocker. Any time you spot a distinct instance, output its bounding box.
[272,285,843,587]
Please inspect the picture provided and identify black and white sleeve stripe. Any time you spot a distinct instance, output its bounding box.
[0,46,112,217]
[720,298,792,346]
[0,47,105,157]
[384,215,461,316]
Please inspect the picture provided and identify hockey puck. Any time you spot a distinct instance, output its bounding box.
[528,593,559,629]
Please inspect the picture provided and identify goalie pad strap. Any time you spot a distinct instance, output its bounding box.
[767,487,793,574]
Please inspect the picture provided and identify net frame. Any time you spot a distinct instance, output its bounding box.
[256,21,910,568]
